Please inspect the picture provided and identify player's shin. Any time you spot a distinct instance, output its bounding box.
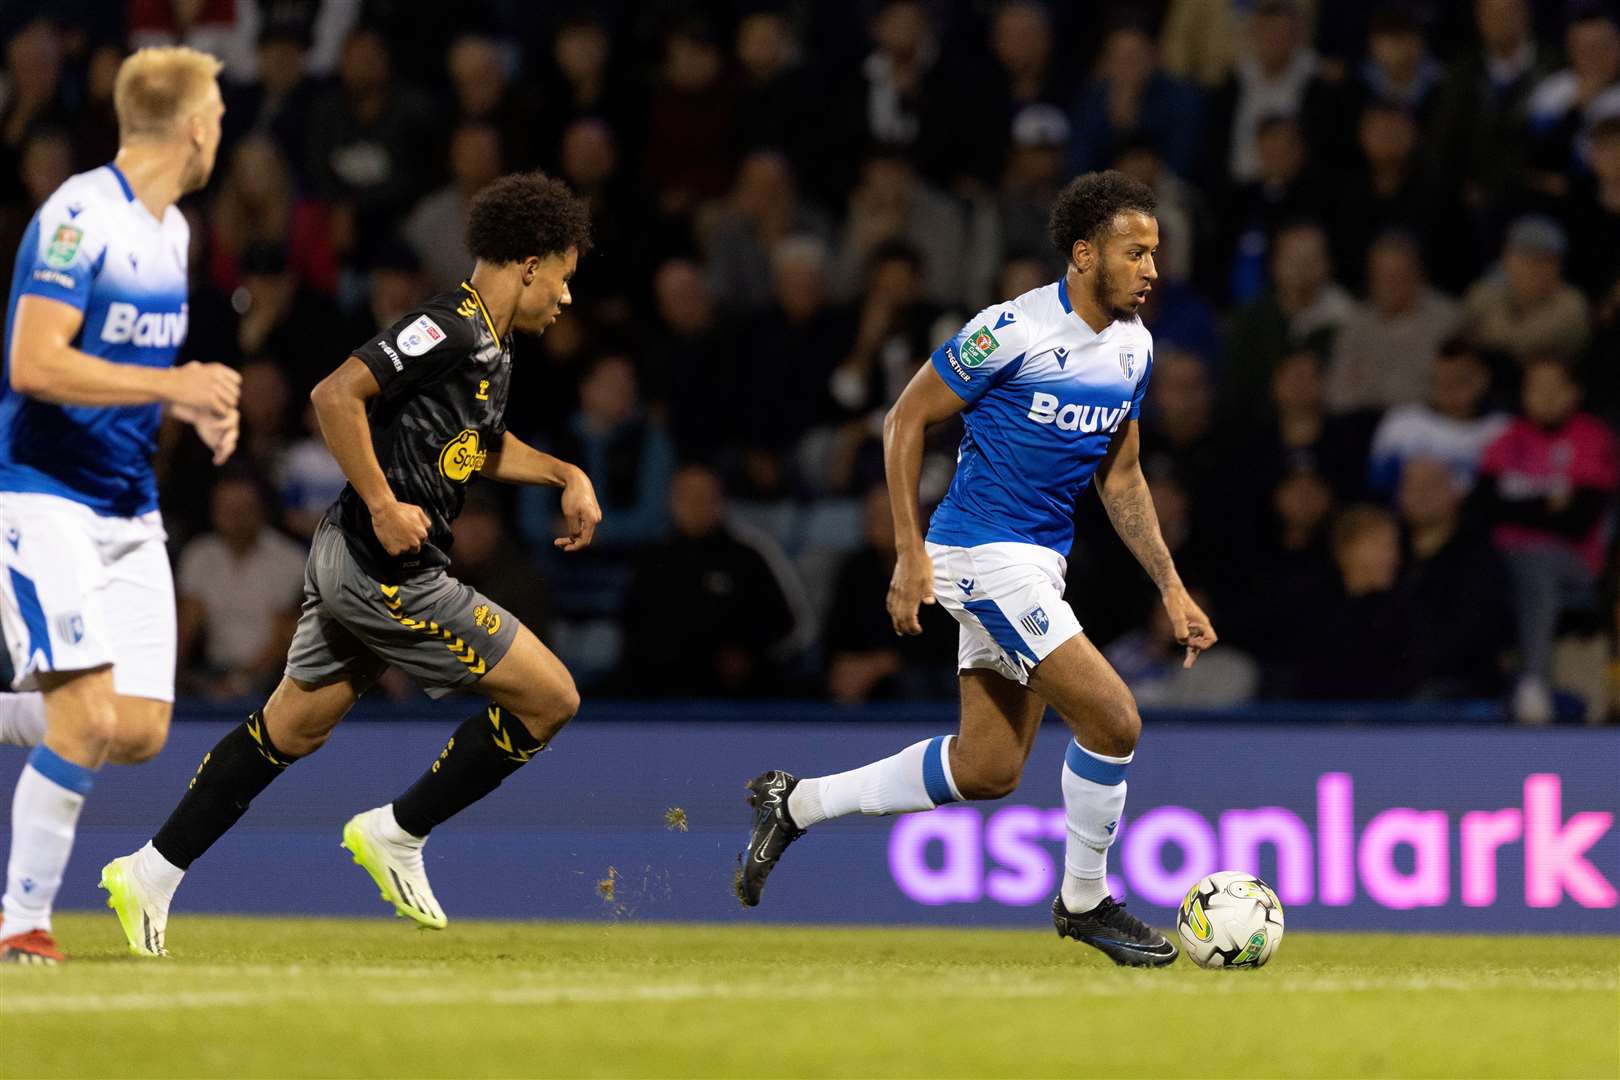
[389,705,546,838]
[143,709,302,894]
[1060,738,1130,912]
[786,735,962,827]
[2,747,94,936]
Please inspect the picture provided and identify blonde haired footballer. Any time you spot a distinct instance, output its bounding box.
[0,46,239,964]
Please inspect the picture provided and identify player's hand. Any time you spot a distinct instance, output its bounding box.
[555,470,601,552]
[1161,584,1217,668]
[193,406,239,466]
[371,498,431,556]
[169,361,242,415]
[886,545,936,636]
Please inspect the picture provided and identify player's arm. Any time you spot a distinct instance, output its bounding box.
[309,356,430,556]
[1095,420,1217,666]
[882,363,969,635]
[9,295,240,411]
[481,431,602,552]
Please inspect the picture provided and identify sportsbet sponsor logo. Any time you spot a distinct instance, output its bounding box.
[959,326,1000,367]
[438,428,486,482]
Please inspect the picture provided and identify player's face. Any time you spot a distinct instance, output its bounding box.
[181,82,226,194]
[515,247,578,334]
[1092,212,1159,321]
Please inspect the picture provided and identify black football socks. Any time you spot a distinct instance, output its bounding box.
[390,705,546,838]
[152,710,299,870]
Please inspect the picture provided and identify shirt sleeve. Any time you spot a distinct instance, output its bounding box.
[17,197,107,312]
[928,302,1033,406]
[350,306,471,401]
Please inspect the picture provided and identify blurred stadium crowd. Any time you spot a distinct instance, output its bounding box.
[0,0,1616,720]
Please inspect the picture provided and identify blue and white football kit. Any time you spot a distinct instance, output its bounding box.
[0,164,189,703]
[925,278,1152,685]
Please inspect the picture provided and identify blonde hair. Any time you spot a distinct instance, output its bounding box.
[113,47,223,140]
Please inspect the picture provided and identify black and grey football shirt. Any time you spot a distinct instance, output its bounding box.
[333,281,513,579]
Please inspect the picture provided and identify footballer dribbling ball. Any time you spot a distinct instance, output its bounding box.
[1176,870,1285,970]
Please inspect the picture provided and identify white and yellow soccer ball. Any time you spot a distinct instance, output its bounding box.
[1176,870,1285,970]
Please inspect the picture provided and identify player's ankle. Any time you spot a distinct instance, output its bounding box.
[1060,872,1110,913]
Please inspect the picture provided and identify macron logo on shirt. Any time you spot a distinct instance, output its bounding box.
[100,302,188,347]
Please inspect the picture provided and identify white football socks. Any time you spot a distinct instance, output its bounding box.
[130,841,185,906]
[0,692,45,748]
[787,736,962,828]
[2,747,95,937]
[1060,739,1132,914]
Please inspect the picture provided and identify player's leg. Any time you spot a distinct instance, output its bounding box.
[0,691,45,747]
[0,494,122,963]
[99,517,177,766]
[1028,633,1177,966]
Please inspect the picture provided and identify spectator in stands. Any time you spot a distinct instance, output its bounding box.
[733,10,817,171]
[824,487,955,704]
[450,492,548,638]
[303,27,435,259]
[1463,215,1591,362]
[1328,231,1463,413]
[177,473,307,700]
[1139,350,1232,523]
[519,355,674,552]
[1205,0,1339,183]
[222,14,319,170]
[1583,278,1620,425]
[1112,138,1211,288]
[620,464,799,697]
[1107,589,1259,707]
[833,145,966,308]
[405,123,503,292]
[1293,504,1420,700]
[278,402,345,540]
[1068,22,1202,179]
[1480,359,1620,722]
[997,105,1072,264]
[841,0,946,186]
[1218,115,1332,302]
[645,259,744,463]
[18,127,71,209]
[1367,339,1509,496]
[228,244,349,395]
[742,236,851,485]
[0,20,69,208]
[1398,458,1513,698]
[557,116,648,318]
[1525,6,1620,193]
[1245,348,1375,505]
[702,150,834,314]
[1223,221,1355,413]
[208,135,338,298]
[1350,7,1445,122]
[539,15,638,165]
[644,18,738,219]
[1564,115,1620,299]
[446,32,542,169]
[1431,0,1554,251]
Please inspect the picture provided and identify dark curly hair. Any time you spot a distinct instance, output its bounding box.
[1047,171,1157,264]
[466,171,593,265]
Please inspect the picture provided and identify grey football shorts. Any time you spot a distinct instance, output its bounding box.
[285,518,519,699]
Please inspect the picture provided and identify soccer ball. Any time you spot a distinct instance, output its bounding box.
[1176,870,1285,970]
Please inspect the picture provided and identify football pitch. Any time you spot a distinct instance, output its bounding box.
[1,915,1615,1079]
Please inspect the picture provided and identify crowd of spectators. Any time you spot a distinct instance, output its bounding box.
[1,0,1616,721]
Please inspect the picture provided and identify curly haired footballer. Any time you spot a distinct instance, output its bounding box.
[1047,171,1157,265]
[467,171,594,264]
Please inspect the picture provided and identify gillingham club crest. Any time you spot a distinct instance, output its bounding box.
[1119,347,1137,380]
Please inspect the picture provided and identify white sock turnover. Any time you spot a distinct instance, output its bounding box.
[787,736,962,828]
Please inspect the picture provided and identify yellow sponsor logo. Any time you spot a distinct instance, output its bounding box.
[438,428,486,483]
[475,379,489,401]
[473,603,501,635]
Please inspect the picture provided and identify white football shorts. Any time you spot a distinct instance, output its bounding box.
[926,541,1082,685]
[0,491,176,701]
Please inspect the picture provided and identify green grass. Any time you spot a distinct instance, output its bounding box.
[1,915,1616,1079]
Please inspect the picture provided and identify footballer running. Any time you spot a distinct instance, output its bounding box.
[0,47,240,965]
[738,171,1217,966]
[99,172,602,955]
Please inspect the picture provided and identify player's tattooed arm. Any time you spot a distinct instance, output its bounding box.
[1097,421,1217,666]
[483,432,602,551]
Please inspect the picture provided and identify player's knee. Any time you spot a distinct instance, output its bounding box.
[951,751,1023,801]
[272,724,332,758]
[107,700,171,764]
[1092,691,1141,757]
[513,682,579,742]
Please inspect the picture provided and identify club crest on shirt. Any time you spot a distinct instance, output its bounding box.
[1018,605,1050,637]
[397,314,446,357]
[1119,347,1137,380]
